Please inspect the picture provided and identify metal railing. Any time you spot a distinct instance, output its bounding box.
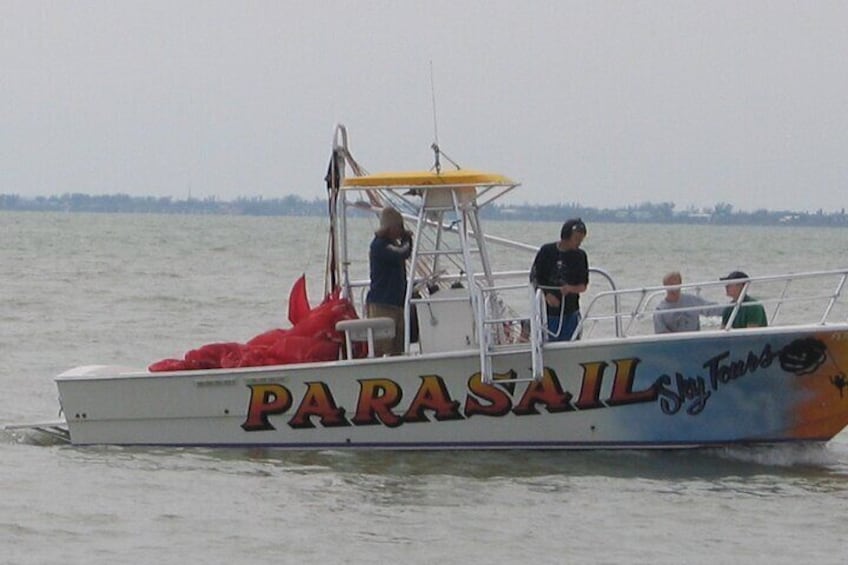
[577,268,848,339]
[347,268,848,363]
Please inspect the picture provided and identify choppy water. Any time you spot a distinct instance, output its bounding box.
[2,211,847,564]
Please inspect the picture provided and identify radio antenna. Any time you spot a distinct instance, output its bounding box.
[429,61,441,173]
[428,62,460,171]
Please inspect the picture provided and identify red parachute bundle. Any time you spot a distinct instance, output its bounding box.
[148,275,361,372]
[287,273,311,325]
[185,342,246,370]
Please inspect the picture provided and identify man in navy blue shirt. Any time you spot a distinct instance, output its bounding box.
[530,218,589,341]
[366,207,413,355]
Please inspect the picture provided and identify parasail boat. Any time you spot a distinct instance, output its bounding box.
[22,125,848,448]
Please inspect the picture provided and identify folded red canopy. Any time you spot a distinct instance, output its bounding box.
[148,276,360,372]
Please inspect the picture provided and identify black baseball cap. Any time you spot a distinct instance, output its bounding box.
[720,270,749,281]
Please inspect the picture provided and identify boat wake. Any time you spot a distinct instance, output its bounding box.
[709,442,847,471]
[1,422,70,446]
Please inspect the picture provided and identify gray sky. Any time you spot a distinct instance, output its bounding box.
[3,1,847,212]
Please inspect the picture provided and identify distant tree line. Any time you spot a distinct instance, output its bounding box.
[489,200,848,227]
[1,192,847,227]
[0,193,324,216]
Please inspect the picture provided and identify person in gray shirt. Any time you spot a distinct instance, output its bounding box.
[653,271,722,333]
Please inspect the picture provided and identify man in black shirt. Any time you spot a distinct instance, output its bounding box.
[529,218,589,341]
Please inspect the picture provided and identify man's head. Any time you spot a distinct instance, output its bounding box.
[560,218,587,249]
[662,271,682,302]
[721,270,749,300]
[378,207,405,239]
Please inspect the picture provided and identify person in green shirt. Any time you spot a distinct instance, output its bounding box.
[720,270,768,328]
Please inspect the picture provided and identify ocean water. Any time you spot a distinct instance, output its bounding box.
[1,211,847,564]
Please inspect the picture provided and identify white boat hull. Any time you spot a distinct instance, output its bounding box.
[56,325,848,448]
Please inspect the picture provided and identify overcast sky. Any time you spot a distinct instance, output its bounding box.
[2,1,847,212]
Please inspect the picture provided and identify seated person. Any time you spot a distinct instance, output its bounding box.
[720,270,767,328]
[653,271,722,333]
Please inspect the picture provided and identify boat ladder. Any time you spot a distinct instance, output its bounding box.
[475,284,546,385]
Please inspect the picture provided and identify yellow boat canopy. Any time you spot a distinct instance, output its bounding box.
[342,169,515,189]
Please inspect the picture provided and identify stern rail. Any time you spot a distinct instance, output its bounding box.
[578,268,848,338]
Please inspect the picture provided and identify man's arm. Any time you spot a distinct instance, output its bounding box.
[374,237,412,262]
[529,246,547,287]
[690,295,724,318]
[530,246,561,307]
[562,283,587,294]
[561,249,589,296]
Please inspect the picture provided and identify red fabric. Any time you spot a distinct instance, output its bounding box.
[288,274,311,325]
[147,277,358,372]
[246,328,290,348]
[148,358,188,372]
[267,335,341,364]
[184,342,245,369]
[289,293,358,340]
[235,346,284,368]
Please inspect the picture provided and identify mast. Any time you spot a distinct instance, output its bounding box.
[323,126,347,297]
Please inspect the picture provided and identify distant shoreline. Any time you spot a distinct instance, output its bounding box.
[1,193,846,227]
